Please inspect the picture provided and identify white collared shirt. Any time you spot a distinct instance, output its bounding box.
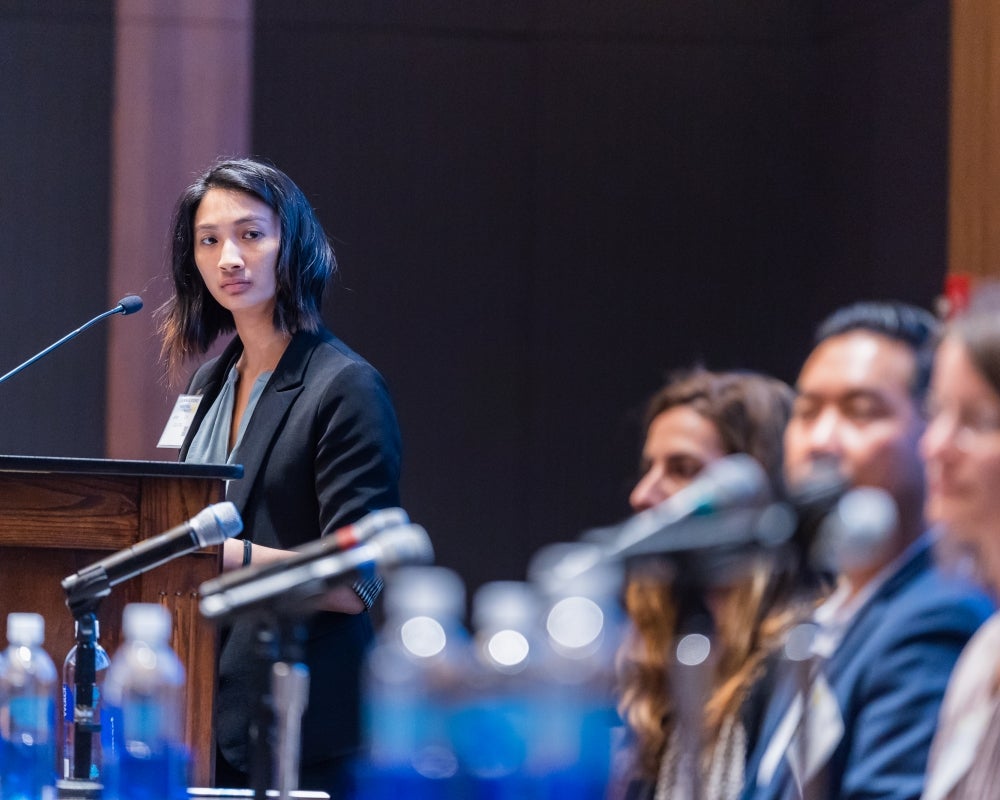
[811,532,933,658]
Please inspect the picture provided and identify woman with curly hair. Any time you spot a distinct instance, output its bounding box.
[614,369,815,800]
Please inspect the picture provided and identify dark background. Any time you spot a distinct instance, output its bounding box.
[0,0,949,599]
[0,2,114,456]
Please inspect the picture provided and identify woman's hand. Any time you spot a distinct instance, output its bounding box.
[221,538,366,614]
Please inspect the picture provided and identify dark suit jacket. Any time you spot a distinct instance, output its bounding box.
[741,540,993,800]
[179,328,402,777]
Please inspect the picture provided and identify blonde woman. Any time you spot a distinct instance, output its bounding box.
[920,309,1000,800]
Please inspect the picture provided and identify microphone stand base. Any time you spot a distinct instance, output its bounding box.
[56,778,103,799]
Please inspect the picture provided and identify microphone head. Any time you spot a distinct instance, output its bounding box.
[610,453,772,557]
[812,487,897,573]
[190,501,243,547]
[116,295,144,315]
[786,460,851,562]
[354,507,410,539]
[787,457,849,514]
[371,524,435,570]
[681,453,773,511]
[198,523,434,621]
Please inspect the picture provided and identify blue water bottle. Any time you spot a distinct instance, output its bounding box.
[360,565,472,799]
[463,580,550,799]
[60,619,113,783]
[528,542,625,799]
[0,612,58,800]
[103,604,187,800]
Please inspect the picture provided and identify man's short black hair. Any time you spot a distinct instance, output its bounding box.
[814,301,940,400]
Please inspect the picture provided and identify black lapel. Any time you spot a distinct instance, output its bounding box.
[222,331,315,515]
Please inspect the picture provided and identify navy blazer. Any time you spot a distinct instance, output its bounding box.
[180,328,402,776]
[741,540,992,800]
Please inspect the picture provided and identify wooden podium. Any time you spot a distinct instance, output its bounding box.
[0,455,243,787]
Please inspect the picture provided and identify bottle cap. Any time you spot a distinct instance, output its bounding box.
[71,620,101,638]
[527,542,623,601]
[122,604,171,644]
[384,566,465,621]
[7,612,45,646]
[472,581,539,632]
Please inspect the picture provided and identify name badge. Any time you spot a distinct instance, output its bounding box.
[157,394,203,448]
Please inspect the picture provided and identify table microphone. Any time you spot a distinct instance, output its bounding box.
[63,501,242,609]
[200,507,410,597]
[0,294,143,386]
[199,524,434,621]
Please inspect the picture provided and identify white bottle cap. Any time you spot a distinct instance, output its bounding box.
[122,604,171,644]
[384,566,465,621]
[7,612,45,646]
[72,620,101,638]
[472,581,539,632]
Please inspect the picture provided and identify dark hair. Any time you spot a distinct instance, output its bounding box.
[156,158,336,380]
[642,368,795,497]
[814,300,939,400]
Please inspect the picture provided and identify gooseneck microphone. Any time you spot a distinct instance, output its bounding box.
[811,486,897,574]
[63,501,242,609]
[200,507,410,597]
[0,294,143,386]
[601,453,774,560]
[199,523,434,622]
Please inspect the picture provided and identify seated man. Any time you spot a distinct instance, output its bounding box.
[741,301,993,800]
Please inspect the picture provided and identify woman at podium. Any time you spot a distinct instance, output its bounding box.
[156,157,402,798]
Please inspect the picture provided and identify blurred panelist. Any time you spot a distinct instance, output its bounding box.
[156,158,402,797]
[741,302,992,800]
[920,305,1000,799]
[614,369,818,800]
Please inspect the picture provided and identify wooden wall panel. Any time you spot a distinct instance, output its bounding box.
[105,0,253,460]
[949,0,1000,279]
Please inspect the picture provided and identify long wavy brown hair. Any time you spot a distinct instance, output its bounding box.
[616,369,811,784]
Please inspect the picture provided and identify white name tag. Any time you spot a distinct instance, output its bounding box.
[157,394,203,449]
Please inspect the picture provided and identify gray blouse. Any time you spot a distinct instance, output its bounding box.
[185,365,272,468]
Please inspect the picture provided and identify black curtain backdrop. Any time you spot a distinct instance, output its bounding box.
[0,1,949,601]
[250,0,949,596]
[0,1,114,457]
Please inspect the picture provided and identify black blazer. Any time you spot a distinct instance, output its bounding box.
[180,328,402,775]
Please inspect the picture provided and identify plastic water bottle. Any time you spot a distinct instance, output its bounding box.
[528,542,625,798]
[103,604,187,800]
[463,580,549,799]
[60,619,113,782]
[0,612,58,800]
[359,566,472,798]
